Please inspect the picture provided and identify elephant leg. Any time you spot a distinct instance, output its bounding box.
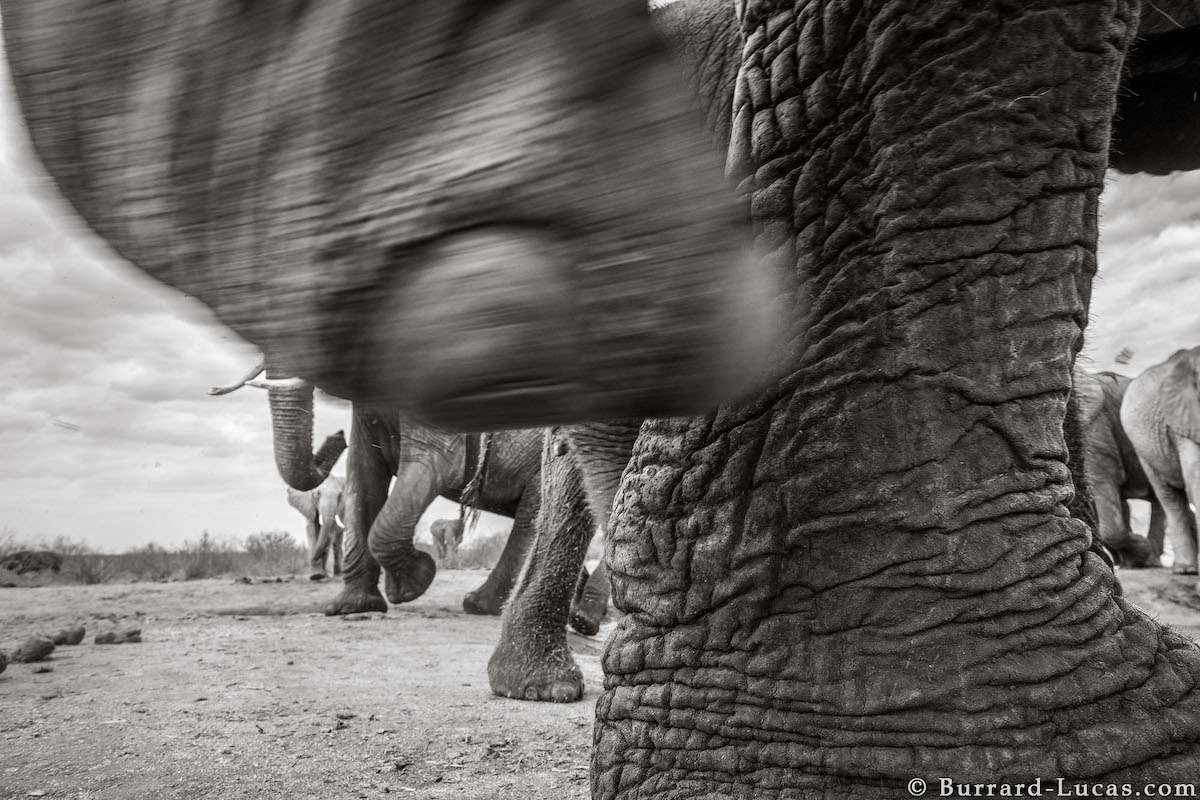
[488,433,587,702]
[558,421,635,634]
[1152,484,1195,575]
[368,460,441,606]
[1091,476,1150,568]
[1174,438,1200,576]
[463,489,539,616]
[331,526,344,577]
[304,519,328,580]
[1147,499,1167,566]
[324,422,390,616]
[313,520,338,580]
[569,552,611,636]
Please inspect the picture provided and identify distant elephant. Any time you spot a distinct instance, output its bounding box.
[286,474,345,581]
[429,518,464,566]
[1121,347,1200,576]
[12,0,1200,792]
[1076,370,1163,567]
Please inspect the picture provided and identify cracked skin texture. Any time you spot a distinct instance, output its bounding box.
[595,0,1200,797]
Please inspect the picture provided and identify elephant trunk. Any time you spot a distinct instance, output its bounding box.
[266,380,347,492]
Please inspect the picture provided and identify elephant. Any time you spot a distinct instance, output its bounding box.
[210,364,546,618]
[8,0,1200,794]
[1076,369,1164,567]
[285,474,345,581]
[489,421,641,701]
[1121,347,1200,577]
[429,518,464,567]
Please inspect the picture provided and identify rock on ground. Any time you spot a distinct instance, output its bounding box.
[10,636,55,663]
[51,625,86,646]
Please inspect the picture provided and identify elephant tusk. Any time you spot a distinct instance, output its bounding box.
[244,377,312,392]
[208,360,266,396]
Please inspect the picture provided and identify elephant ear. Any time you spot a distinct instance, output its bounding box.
[1161,349,1200,442]
[286,487,318,521]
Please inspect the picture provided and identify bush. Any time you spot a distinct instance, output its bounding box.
[0,525,20,559]
[0,526,316,585]
[245,530,306,575]
[48,536,109,585]
[181,531,239,580]
[121,542,176,582]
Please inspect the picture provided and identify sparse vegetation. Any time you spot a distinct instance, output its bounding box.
[0,524,515,585]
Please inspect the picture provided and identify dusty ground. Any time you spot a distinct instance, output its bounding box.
[1,571,608,800]
[2,567,1199,800]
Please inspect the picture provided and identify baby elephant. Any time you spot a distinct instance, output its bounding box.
[430,518,464,567]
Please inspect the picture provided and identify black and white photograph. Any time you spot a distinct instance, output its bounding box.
[3,1,1200,798]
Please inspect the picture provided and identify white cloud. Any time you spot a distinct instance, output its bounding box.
[1089,170,1200,373]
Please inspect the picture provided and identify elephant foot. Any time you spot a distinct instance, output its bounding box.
[463,583,508,616]
[1109,537,1156,569]
[323,586,388,616]
[381,551,437,604]
[1171,563,1198,576]
[488,636,583,703]
[568,589,607,636]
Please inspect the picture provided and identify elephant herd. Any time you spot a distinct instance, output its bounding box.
[251,369,643,702]
[9,0,1200,793]
[269,346,1200,707]
[1076,348,1200,577]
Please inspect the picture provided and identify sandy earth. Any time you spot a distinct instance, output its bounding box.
[2,567,1199,800]
[0,571,609,800]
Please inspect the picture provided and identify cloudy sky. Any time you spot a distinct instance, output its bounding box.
[1,61,1198,552]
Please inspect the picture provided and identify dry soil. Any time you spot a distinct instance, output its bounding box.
[1,571,608,799]
[2,567,1198,800]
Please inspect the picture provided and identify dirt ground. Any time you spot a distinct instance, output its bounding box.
[0,570,608,800]
[2,567,1199,800]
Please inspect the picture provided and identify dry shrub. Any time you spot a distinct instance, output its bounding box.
[244,530,306,575]
[48,536,109,585]
[120,542,176,582]
[180,531,240,580]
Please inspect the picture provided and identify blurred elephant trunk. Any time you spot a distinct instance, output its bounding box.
[267,380,347,492]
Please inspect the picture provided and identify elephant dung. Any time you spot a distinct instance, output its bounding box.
[94,628,142,645]
[11,636,55,663]
[51,625,86,646]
